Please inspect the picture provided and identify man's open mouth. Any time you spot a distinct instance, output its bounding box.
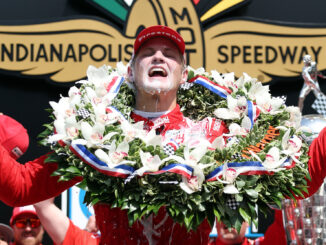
[148,67,167,77]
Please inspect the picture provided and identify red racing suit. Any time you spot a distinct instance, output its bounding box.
[1,104,326,245]
[94,105,228,245]
[61,220,100,245]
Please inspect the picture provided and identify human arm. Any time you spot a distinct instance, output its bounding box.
[0,144,82,206]
[33,197,70,245]
[34,198,100,245]
[302,67,316,84]
[85,216,98,233]
[304,127,326,197]
[317,71,326,79]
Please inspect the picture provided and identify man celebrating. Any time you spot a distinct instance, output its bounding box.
[0,25,326,245]
[33,198,99,245]
[10,206,44,245]
[0,25,226,244]
[91,25,227,244]
[128,25,188,112]
[128,25,227,150]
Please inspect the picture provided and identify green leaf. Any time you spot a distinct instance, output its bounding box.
[129,203,139,212]
[275,192,284,199]
[239,207,251,223]
[234,217,243,233]
[290,187,305,198]
[44,154,60,163]
[254,183,263,193]
[58,175,73,182]
[65,166,81,174]
[236,179,246,189]
[184,214,194,228]
[76,180,88,190]
[235,194,243,202]
[213,208,221,221]
[245,189,258,199]
[37,64,311,231]
[270,197,282,209]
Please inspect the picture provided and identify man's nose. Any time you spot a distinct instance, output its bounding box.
[152,50,164,62]
[24,224,32,231]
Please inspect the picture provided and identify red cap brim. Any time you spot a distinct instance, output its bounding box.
[10,206,37,226]
[133,25,185,55]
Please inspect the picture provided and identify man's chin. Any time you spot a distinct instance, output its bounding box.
[19,237,38,245]
[141,85,174,95]
[219,232,242,244]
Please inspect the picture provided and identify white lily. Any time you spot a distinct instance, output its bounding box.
[48,116,80,143]
[86,65,120,103]
[210,70,223,84]
[95,140,134,168]
[188,66,209,77]
[84,87,106,106]
[135,150,165,176]
[247,80,269,101]
[214,95,247,120]
[255,93,284,115]
[234,74,248,92]
[93,103,118,125]
[81,122,117,147]
[227,116,252,136]
[251,147,287,170]
[221,166,240,194]
[67,86,82,107]
[50,97,76,119]
[141,129,162,146]
[116,61,128,76]
[211,70,237,91]
[221,72,237,90]
[120,121,147,142]
[165,143,213,194]
[285,106,302,129]
[86,65,111,88]
[281,129,302,164]
[210,136,226,150]
[179,165,206,194]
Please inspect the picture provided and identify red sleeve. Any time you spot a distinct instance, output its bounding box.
[0,144,82,206]
[258,210,286,245]
[62,220,100,245]
[305,127,326,197]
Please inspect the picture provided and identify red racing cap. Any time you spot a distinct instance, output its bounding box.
[10,205,38,226]
[133,25,185,55]
[0,114,29,159]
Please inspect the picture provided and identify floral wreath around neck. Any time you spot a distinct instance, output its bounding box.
[39,62,310,231]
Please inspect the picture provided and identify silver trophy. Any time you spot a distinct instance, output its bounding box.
[282,115,326,245]
[283,55,326,244]
[298,55,326,116]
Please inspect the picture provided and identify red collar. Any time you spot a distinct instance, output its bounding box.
[130,105,187,133]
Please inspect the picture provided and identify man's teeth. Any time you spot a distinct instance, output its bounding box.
[149,68,167,76]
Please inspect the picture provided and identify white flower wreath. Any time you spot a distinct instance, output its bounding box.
[40,62,310,231]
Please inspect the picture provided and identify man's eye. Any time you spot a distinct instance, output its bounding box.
[165,52,176,58]
[141,52,152,57]
[140,49,154,57]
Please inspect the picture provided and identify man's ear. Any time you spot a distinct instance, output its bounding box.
[127,65,133,82]
[181,68,188,85]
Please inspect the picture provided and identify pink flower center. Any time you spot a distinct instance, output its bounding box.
[91,133,103,141]
[66,127,79,137]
